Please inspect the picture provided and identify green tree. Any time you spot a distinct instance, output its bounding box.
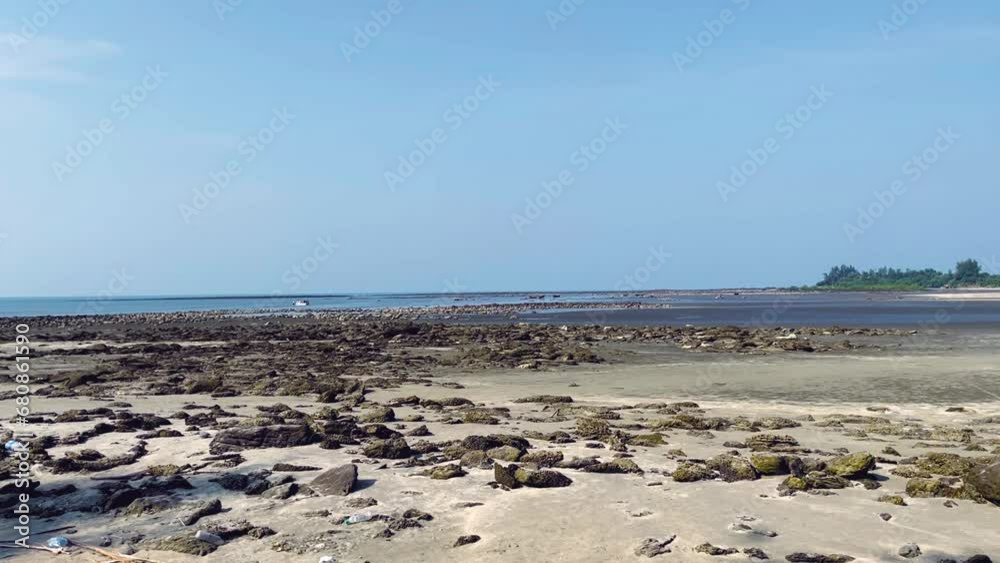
[954,259,982,283]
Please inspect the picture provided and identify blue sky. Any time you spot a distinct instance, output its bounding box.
[1,0,998,297]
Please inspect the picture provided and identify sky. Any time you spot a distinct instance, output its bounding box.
[1,0,998,297]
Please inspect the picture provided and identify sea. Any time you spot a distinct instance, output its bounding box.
[4,291,1000,328]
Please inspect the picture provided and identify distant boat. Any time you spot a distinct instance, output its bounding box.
[293,300,310,307]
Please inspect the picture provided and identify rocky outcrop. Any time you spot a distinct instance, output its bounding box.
[209,424,317,454]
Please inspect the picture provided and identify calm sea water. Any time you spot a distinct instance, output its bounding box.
[4,291,1000,328]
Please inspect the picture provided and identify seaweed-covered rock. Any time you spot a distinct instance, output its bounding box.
[826,452,875,478]
[707,454,759,482]
[905,478,972,500]
[582,458,643,474]
[672,463,715,482]
[629,434,666,447]
[576,418,611,439]
[514,468,573,488]
[494,463,520,489]
[514,395,573,404]
[424,463,466,480]
[695,543,738,556]
[486,445,523,462]
[750,453,791,475]
[520,450,564,467]
[877,494,907,506]
[746,434,799,451]
[915,453,980,477]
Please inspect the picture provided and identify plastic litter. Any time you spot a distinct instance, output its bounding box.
[344,513,372,525]
[194,530,225,546]
[319,557,334,563]
[4,440,24,452]
[46,536,70,548]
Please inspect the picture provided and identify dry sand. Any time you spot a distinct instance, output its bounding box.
[5,343,1000,563]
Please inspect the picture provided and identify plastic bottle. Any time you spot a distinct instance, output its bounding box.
[194,530,225,546]
[344,513,372,525]
[46,537,70,548]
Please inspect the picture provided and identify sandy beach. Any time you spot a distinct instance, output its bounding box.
[1,315,997,562]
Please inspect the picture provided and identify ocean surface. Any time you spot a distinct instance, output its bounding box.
[4,291,1000,328]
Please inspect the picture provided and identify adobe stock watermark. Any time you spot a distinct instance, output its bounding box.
[613,246,672,291]
[878,0,931,40]
[384,75,500,192]
[4,0,73,53]
[214,0,244,22]
[250,236,340,309]
[717,84,833,202]
[545,0,588,31]
[75,269,135,315]
[51,65,168,182]
[341,0,406,63]
[511,117,628,235]
[179,107,296,223]
[843,127,958,243]
[673,0,751,71]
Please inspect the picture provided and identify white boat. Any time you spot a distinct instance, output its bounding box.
[293,300,310,307]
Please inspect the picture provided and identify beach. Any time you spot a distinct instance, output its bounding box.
[1,312,998,562]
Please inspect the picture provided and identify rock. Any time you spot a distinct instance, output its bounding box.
[462,434,529,451]
[514,395,574,404]
[695,543,738,556]
[494,463,520,489]
[402,508,433,521]
[826,452,876,478]
[897,543,921,558]
[877,494,907,506]
[362,438,413,459]
[146,534,218,556]
[310,464,358,496]
[915,452,980,477]
[878,512,892,521]
[360,406,395,423]
[746,434,799,451]
[454,535,481,547]
[672,463,715,482]
[576,418,611,439]
[460,450,491,468]
[486,445,523,462]
[744,547,770,560]
[405,425,431,437]
[629,434,666,447]
[345,497,378,508]
[272,463,320,472]
[964,556,992,563]
[261,482,297,499]
[181,498,222,526]
[707,454,759,482]
[905,477,972,500]
[514,468,573,488]
[209,424,317,454]
[882,446,901,456]
[634,535,676,557]
[965,460,1000,504]
[784,554,855,563]
[520,450,564,467]
[424,463,466,480]
[751,453,792,475]
[582,458,643,474]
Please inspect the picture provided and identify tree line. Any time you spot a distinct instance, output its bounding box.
[813,259,1000,290]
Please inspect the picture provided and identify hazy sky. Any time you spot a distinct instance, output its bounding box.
[2,1,998,297]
